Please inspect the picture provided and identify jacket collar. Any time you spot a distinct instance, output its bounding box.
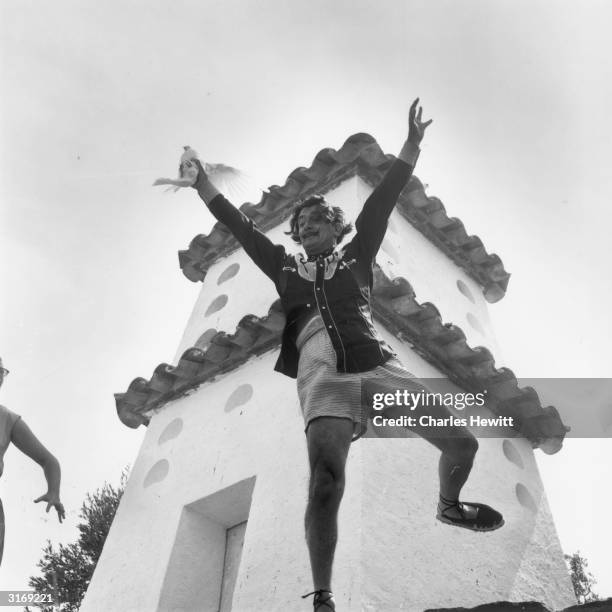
[305,247,336,262]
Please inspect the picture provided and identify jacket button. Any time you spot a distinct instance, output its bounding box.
[306,303,311,307]
[328,325,332,329]
[321,306,326,310]
[316,287,321,291]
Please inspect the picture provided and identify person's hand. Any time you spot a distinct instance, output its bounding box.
[189,158,209,191]
[35,491,66,523]
[408,98,433,146]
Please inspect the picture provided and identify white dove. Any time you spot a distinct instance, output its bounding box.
[153,146,249,197]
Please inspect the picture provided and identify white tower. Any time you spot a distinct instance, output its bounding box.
[82,134,574,612]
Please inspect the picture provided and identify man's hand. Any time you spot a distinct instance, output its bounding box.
[35,491,66,523]
[190,158,222,204]
[189,158,209,191]
[408,98,433,146]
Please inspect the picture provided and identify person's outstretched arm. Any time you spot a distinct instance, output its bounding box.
[10,420,65,522]
[351,98,433,260]
[191,160,286,283]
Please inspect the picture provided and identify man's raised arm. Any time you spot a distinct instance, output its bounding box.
[191,161,286,283]
[351,99,433,261]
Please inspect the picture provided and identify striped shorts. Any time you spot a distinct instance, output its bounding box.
[296,324,426,441]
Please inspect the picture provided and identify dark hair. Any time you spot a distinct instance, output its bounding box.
[285,195,353,245]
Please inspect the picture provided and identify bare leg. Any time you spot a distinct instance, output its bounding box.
[433,431,478,502]
[385,403,478,493]
[368,380,503,531]
[304,417,354,607]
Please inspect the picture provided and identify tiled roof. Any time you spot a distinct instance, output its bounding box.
[179,133,510,303]
[114,303,285,429]
[115,266,567,454]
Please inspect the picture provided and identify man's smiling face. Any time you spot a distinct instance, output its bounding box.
[297,204,341,256]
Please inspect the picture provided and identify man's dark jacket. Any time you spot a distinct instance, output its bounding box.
[204,158,414,378]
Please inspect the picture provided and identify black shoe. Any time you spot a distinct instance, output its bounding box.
[302,589,336,610]
[437,495,504,532]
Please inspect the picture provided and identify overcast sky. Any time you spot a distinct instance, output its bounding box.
[1,0,611,600]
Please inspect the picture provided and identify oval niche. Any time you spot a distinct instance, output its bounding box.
[502,439,524,469]
[143,459,170,488]
[225,384,254,413]
[515,483,538,513]
[456,279,476,303]
[466,312,485,335]
[158,418,184,445]
[205,295,228,317]
[195,328,217,350]
[217,263,240,285]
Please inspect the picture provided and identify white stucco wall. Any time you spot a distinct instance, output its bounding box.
[83,175,575,611]
[83,322,573,611]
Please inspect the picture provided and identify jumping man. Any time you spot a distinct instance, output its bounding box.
[188,100,503,610]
